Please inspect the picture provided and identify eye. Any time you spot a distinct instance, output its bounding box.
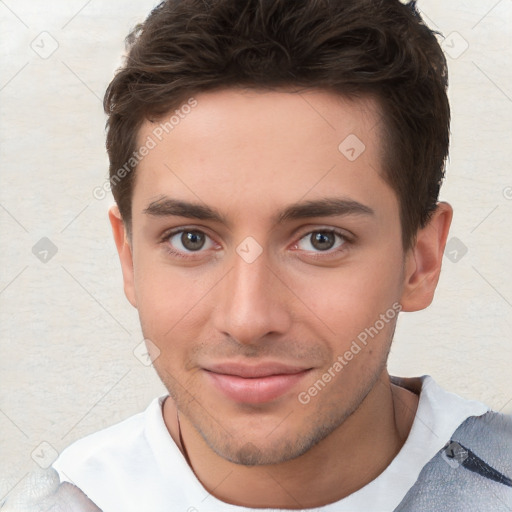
[165,229,216,254]
[295,229,348,253]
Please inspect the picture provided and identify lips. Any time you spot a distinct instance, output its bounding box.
[203,363,311,404]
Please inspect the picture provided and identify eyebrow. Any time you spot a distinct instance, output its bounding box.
[143,196,374,226]
[275,197,374,223]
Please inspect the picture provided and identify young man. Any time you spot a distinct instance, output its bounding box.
[5,0,511,510]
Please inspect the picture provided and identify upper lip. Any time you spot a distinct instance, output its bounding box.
[204,362,311,378]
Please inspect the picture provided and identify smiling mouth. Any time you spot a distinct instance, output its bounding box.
[203,363,312,404]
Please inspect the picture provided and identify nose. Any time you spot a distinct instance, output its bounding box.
[212,249,292,346]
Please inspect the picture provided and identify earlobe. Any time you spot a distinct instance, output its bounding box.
[400,202,453,312]
[108,205,137,308]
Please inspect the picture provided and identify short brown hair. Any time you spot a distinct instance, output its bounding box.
[104,0,450,249]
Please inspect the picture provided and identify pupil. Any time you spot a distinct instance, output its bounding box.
[182,231,205,251]
[312,232,334,251]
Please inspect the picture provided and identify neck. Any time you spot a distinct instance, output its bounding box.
[164,371,419,509]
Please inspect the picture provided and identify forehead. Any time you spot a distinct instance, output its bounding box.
[132,88,395,224]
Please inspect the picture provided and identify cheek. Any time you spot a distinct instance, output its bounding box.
[132,251,218,343]
[293,258,402,340]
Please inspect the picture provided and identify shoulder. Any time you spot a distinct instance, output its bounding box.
[455,409,512,447]
[451,410,512,479]
[50,395,187,510]
[53,398,160,482]
[395,411,512,512]
[61,410,144,455]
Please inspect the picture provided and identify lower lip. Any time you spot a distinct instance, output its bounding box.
[205,370,310,404]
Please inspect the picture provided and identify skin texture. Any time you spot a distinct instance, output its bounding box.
[109,89,452,508]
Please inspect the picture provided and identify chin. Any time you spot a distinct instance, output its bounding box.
[198,416,340,467]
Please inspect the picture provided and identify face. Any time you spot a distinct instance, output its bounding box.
[120,89,410,465]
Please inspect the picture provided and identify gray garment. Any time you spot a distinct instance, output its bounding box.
[395,411,512,511]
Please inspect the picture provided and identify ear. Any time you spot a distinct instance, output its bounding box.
[109,205,137,308]
[400,202,453,312]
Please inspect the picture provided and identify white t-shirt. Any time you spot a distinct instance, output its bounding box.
[53,375,488,512]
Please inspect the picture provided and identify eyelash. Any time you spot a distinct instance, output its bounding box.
[159,227,217,260]
[293,228,352,260]
[159,227,353,260]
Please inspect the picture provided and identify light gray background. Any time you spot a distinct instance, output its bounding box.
[1,0,511,501]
